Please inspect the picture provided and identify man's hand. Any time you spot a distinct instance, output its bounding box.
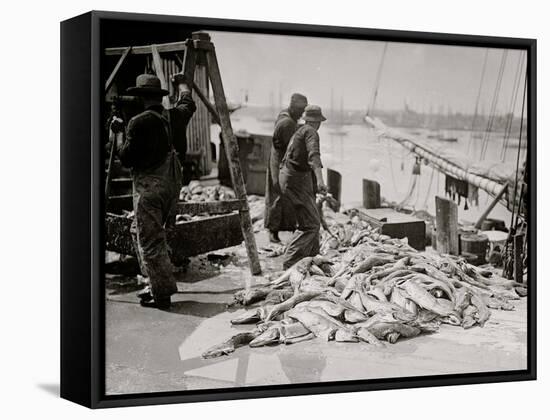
[110,116,124,134]
[172,73,191,94]
[314,167,327,194]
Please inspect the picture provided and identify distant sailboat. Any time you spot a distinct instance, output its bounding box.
[258,90,279,123]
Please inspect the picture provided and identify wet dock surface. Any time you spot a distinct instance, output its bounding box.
[105,231,527,395]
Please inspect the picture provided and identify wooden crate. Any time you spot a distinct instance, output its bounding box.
[106,211,243,259]
[356,207,426,250]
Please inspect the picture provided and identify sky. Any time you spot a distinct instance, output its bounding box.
[211,31,527,115]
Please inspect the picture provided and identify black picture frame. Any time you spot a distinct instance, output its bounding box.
[61,10,537,409]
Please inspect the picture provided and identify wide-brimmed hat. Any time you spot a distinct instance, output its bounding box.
[303,105,327,122]
[126,74,169,96]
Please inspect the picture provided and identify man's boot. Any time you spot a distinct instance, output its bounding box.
[140,296,171,310]
[136,285,153,303]
[269,230,281,244]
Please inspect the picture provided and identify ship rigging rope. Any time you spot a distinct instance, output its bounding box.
[386,138,398,191]
[501,51,526,162]
[467,49,489,155]
[422,165,436,209]
[414,171,422,208]
[480,49,508,161]
[367,42,388,115]
[398,174,417,210]
[510,74,527,231]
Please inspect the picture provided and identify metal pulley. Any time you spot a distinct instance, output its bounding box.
[412,156,421,175]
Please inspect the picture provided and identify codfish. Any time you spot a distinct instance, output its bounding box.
[271,257,314,289]
[435,298,455,313]
[231,287,271,306]
[264,291,321,321]
[264,288,294,305]
[250,327,280,347]
[202,332,260,358]
[470,293,491,327]
[454,288,472,313]
[309,264,326,277]
[287,308,346,339]
[359,292,416,321]
[343,309,369,323]
[367,322,421,342]
[230,308,262,324]
[386,332,400,344]
[399,281,453,317]
[356,327,385,346]
[353,255,395,274]
[285,332,315,344]
[334,329,360,342]
[461,305,477,329]
[300,300,345,318]
[440,311,462,326]
[367,287,388,302]
[482,296,514,311]
[349,291,366,312]
[390,287,409,308]
[280,321,311,342]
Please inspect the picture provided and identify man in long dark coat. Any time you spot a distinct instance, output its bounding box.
[279,105,328,269]
[264,93,308,243]
[116,73,196,309]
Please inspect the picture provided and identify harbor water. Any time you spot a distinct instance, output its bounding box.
[213,115,527,226]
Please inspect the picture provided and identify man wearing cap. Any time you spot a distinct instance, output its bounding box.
[116,73,196,309]
[264,93,308,243]
[279,104,328,269]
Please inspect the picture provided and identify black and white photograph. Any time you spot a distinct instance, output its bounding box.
[100,15,533,398]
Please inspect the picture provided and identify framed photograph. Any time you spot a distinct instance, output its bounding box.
[61,10,536,408]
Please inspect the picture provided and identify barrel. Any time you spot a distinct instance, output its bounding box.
[460,233,489,265]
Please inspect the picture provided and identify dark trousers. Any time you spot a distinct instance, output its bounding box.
[279,166,321,269]
[130,153,181,300]
[264,147,297,232]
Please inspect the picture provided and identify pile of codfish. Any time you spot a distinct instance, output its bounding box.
[176,182,264,224]
[179,180,236,202]
[202,214,526,359]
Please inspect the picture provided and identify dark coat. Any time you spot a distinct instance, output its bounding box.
[264,110,298,231]
[119,92,196,172]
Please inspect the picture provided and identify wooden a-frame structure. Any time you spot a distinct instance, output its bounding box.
[104,32,261,275]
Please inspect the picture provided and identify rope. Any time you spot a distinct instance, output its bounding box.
[398,176,417,210]
[501,51,525,162]
[467,49,489,155]
[386,139,398,191]
[509,74,527,231]
[367,42,388,115]
[422,165,436,209]
[480,50,508,161]
[414,172,422,209]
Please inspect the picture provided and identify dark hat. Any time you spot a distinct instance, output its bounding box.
[303,105,327,122]
[126,74,169,96]
[290,93,308,109]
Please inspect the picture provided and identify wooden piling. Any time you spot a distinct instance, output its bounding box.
[435,196,459,255]
[326,169,342,212]
[362,179,381,209]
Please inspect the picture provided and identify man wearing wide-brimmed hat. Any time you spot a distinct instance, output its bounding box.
[116,73,196,309]
[279,104,328,269]
[265,93,308,244]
